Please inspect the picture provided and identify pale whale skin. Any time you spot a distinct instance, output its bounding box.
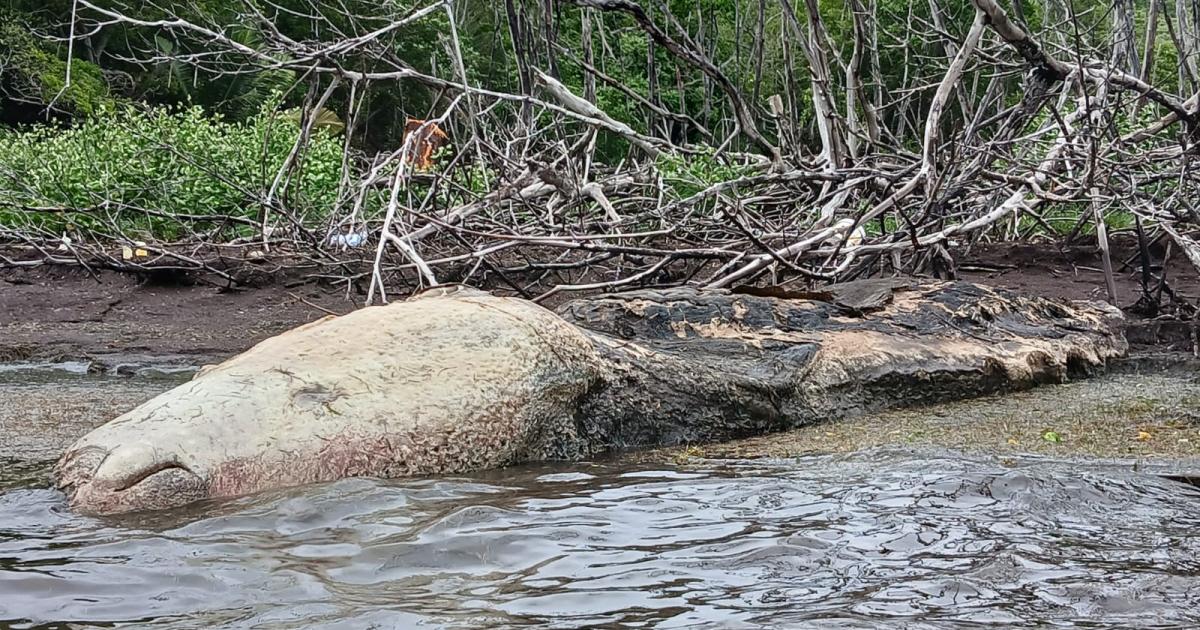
[55,281,1127,515]
[55,288,602,514]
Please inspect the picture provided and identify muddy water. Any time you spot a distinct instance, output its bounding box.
[5,453,1200,628]
[4,368,1200,628]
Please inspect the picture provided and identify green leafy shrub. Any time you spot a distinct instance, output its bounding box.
[0,17,112,118]
[657,149,752,199]
[0,103,344,240]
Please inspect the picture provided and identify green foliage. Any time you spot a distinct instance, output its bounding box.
[865,215,901,237]
[0,17,112,117]
[7,0,449,146]
[1042,430,1063,443]
[0,0,1191,246]
[657,149,752,198]
[0,103,343,239]
[457,161,494,196]
[1016,207,1139,238]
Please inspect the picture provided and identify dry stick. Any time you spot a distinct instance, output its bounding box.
[366,97,465,303]
[557,46,713,140]
[1133,215,1155,302]
[581,7,596,102]
[1090,187,1120,305]
[780,0,845,168]
[972,0,1191,121]
[888,1,916,142]
[785,3,1187,268]
[703,218,855,288]
[48,0,81,112]
[32,0,1199,304]
[535,255,672,302]
[561,0,780,164]
[1158,221,1200,276]
[724,196,841,280]
[1068,0,1119,307]
[970,0,1070,80]
[10,202,259,228]
[1168,0,1198,94]
[751,0,766,105]
[1085,109,1120,305]
[286,291,344,316]
[1140,0,1162,85]
[810,99,1088,259]
[76,0,687,149]
[839,10,986,234]
[1120,93,1200,144]
[1123,203,1195,309]
[1111,0,1141,75]
[776,6,801,153]
[328,77,364,237]
[847,0,881,149]
[778,0,853,224]
[927,0,974,123]
[1158,241,1174,305]
[534,69,661,157]
[120,244,239,284]
[844,1,864,158]
[398,170,638,245]
[642,2,659,136]
[263,75,340,246]
[75,0,440,77]
[443,1,484,162]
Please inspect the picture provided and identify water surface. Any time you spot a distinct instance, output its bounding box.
[3,450,1200,629]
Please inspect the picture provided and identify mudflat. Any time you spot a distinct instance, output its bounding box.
[664,359,1200,465]
[3,240,1198,477]
[3,240,1198,364]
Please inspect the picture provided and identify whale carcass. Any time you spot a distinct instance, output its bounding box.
[55,280,1127,514]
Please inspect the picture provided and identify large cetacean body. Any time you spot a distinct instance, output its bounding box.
[55,281,1127,514]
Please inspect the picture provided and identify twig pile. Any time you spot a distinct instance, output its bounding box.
[2,0,1199,311]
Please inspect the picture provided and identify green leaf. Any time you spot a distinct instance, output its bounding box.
[153,34,174,55]
[1042,431,1063,443]
[281,107,345,135]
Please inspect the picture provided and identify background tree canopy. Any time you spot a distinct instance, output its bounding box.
[0,0,1197,309]
[4,0,1170,151]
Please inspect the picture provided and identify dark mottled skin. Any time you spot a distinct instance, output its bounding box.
[557,280,1125,452]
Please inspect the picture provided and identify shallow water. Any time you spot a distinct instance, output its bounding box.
[0,368,183,462]
[4,450,1200,629]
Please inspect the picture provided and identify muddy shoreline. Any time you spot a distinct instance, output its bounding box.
[3,239,1199,470]
[5,355,1199,486]
[0,268,349,366]
[659,357,1200,465]
[4,239,1199,366]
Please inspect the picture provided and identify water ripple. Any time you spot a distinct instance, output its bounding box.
[3,449,1200,628]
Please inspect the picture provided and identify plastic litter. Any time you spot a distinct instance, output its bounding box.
[328,231,368,249]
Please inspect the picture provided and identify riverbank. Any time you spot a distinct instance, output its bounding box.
[0,370,180,487]
[0,266,349,366]
[3,239,1198,366]
[5,356,1200,486]
[659,357,1200,467]
[3,239,1199,473]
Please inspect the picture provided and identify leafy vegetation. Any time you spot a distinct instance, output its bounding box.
[0,16,112,119]
[0,0,1193,267]
[658,149,753,198]
[0,103,343,239]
